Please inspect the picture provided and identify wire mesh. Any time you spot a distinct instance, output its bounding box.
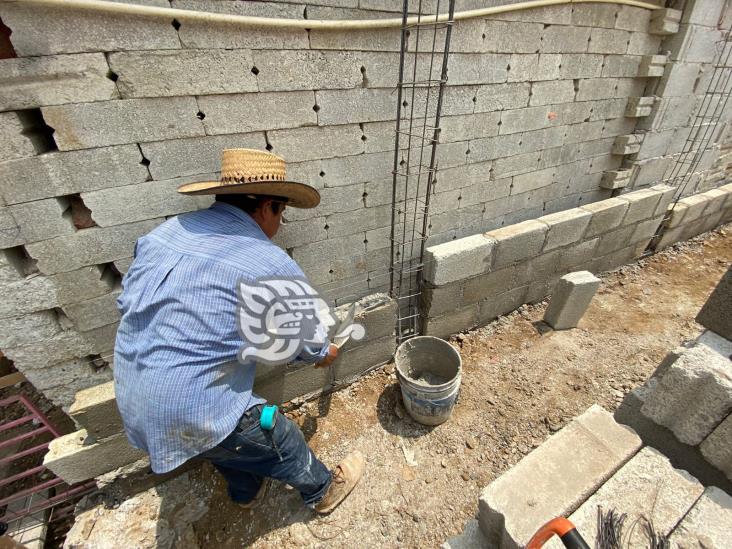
[389,0,456,343]
[645,26,732,252]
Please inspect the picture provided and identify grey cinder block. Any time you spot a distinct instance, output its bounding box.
[668,487,732,547]
[424,234,496,286]
[649,8,682,35]
[0,53,117,110]
[478,405,641,548]
[543,271,600,330]
[600,169,632,190]
[69,381,123,440]
[0,112,35,162]
[695,266,731,341]
[641,342,732,446]
[611,134,643,155]
[486,220,549,269]
[638,54,668,78]
[625,96,655,117]
[700,414,732,481]
[42,97,205,151]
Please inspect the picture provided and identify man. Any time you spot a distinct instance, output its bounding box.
[114,149,364,514]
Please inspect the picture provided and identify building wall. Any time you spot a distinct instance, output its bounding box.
[0,0,729,408]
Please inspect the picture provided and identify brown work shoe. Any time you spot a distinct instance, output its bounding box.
[238,478,271,510]
[314,450,365,515]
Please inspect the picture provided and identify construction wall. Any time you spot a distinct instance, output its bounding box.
[0,0,731,409]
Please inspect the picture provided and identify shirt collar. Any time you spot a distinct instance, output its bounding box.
[210,201,269,241]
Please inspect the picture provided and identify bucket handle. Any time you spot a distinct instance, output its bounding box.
[526,517,590,549]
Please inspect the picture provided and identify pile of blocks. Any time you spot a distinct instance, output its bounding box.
[444,405,732,549]
[422,185,679,336]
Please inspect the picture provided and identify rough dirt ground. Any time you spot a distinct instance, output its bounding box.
[191,226,732,549]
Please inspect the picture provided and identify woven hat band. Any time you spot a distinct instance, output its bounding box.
[219,148,287,185]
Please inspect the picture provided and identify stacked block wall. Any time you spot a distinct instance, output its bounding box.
[0,0,730,408]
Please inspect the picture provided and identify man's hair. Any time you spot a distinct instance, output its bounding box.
[215,193,287,215]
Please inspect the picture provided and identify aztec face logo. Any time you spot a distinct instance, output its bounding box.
[237,277,363,365]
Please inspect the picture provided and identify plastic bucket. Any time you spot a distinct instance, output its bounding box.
[395,336,462,426]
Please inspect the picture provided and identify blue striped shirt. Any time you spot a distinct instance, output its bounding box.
[114,202,329,473]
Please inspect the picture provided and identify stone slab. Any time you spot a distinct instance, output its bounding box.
[0,53,117,110]
[543,271,600,330]
[42,97,205,150]
[668,487,732,548]
[696,266,732,341]
[486,220,548,269]
[44,429,146,485]
[68,381,122,440]
[545,447,703,549]
[424,234,496,286]
[478,405,642,548]
[700,413,732,481]
[641,343,732,446]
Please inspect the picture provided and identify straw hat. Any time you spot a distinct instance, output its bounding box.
[177,148,320,209]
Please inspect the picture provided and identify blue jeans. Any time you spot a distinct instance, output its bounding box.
[199,404,332,506]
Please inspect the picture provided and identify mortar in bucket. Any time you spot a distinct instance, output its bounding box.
[395,336,462,426]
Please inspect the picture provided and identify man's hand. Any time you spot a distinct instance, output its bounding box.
[315,344,338,369]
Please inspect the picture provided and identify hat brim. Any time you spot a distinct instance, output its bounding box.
[177,180,320,209]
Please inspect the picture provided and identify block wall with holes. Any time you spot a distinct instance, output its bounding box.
[0,0,731,409]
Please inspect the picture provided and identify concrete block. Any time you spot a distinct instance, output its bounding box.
[477,286,528,324]
[543,271,600,330]
[25,219,161,275]
[449,54,510,86]
[52,266,116,306]
[0,311,60,349]
[676,193,711,223]
[315,88,395,126]
[478,405,641,548]
[576,78,616,101]
[140,133,265,181]
[559,54,603,79]
[348,292,396,342]
[668,487,732,547]
[631,156,673,188]
[667,24,722,63]
[69,381,123,440]
[570,4,618,28]
[267,125,363,164]
[614,5,651,31]
[442,519,489,549]
[424,305,478,338]
[7,199,75,244]
[601,55,642,78]
[600,169,632,190]
[309,28,400,52]
[529,80,576,107]
[700,414,732,481]
[0,53,117,110]
[109,49,257,98]
[637,54,668,78]
[292,151,393,189]
[656,63,701,97]
[546,447,703,549]
[440,112,500,143]
[81,175,214,227]
[481,21,543,53]
[631,216,663,244]
[44,429,146,484]
[0,112,35,162]
[19,357,113,409]
[625,96,655,117]
[696,266,732,341]
[641,343,732,445]
[422,284,464,317]
[42,97,205,151]
[539,209,592,251]
[558,237,599,271]
[611,134,643,155]
[681,0,725,26]
[486,220,548,269]
[423,234,496,286]
[594,224,636,257]
[335,334,395,382]
[0,145,149,205]
[649,8,682,35]
[0,274,58,319]
[507,54,562,83]
[62,290,121,332]
[587,28,630,55]
[198,91,316,135]
[541,26,590,53]
[0,206,22,249]
[618,187,665,224]
[255,50,364,92]
[0,3,180,55]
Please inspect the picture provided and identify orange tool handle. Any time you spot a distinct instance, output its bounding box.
[526,517,590,549]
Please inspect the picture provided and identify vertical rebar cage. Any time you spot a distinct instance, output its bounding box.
[389,0,456,343]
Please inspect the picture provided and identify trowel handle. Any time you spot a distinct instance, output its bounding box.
[526,517,590,549]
